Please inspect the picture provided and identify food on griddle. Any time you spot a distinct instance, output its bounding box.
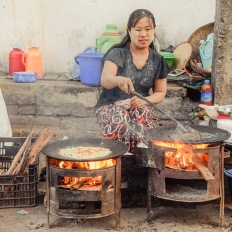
[58,146,112,159]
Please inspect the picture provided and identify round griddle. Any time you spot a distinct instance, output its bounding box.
[144,125,231,144]
[42,138,128,161]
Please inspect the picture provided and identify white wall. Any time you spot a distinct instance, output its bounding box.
[0,0,216,74]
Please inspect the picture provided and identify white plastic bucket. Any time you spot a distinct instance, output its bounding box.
[217,119,232,143]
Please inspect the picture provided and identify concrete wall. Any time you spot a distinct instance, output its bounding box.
[0,0,215,74]
[212,0,232,105]
[0,75,198,138]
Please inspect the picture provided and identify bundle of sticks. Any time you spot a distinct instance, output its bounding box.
[2,127,53,198]
[3,127,53,176]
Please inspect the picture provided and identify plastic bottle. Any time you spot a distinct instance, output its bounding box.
[9,46,25,76]
[24,47,43,77]
[200,79,213,106]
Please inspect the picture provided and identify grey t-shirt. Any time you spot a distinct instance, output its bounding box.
[95,44,170,110]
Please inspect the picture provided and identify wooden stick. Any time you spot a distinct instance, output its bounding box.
[12,140,31,174]
[5,133,31,175]
[3,130,32,197]
[192,155,215,181]
[24,128,53,173]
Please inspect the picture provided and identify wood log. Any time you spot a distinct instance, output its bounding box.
[72,181,86,190]
[24,127,53,174]
[12,140,31,174]
[192,155,215,181]
[3,131,32,197]
[5,132,31,175]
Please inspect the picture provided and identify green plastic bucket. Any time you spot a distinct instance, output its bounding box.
[158,51,176,68]
[77,53,104,87]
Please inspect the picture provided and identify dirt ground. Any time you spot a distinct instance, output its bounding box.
[1,194,232,232]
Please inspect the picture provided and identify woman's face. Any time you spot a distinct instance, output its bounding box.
[129,16,155,49]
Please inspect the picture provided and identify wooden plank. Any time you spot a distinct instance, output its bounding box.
[192,155,215,181]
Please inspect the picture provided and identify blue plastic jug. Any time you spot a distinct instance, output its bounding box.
[199,33,214,71]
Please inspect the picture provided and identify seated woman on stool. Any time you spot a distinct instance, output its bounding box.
[94,9,170,153]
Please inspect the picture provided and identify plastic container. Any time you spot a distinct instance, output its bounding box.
[215,105,232,117]
[24,47,43,77]
[96,24,121,53]
[217,115,232,143]
[224,169,232,200]
[77,53,104,86]
[200,79,213,106]
[9,46,25,76]
[13,71,38,83]
[72,46,96,81]
[0,137,38,208]
[158,51,176,68]
[199,33,214,71]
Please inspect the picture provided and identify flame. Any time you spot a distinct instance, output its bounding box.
[154,141,209,170]
[154,141,208,149]
[57,159,116,170]
[49,158,116,190]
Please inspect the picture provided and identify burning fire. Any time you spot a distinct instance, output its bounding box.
[49,158,116,190]
[58,159,116,170]
[154,141,209,170]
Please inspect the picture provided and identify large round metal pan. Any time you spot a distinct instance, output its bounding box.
[42,138,128,161]
[144,125,231,144]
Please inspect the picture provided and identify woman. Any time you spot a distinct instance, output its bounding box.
[95,9,170,152]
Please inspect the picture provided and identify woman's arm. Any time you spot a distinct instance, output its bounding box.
[101,60,134,94]
[130,78,167,108]
[147,78,167,104]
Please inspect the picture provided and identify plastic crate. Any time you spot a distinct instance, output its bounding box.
[0,137,38,208]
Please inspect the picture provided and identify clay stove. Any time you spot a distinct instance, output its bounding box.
[42,138,128,230]
[134,125,231,226]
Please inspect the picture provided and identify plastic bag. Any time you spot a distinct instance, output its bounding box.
[72,46,96,80]
[199,33,214,71]
[0,88,12,137]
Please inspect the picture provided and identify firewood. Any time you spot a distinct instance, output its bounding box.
[3,186,12,198]
[5,132,31,175]
[12,140,31,174]
[24,127,53,173]
[72,181,86,190]
[192,155,215,181]
[3,131,32,198]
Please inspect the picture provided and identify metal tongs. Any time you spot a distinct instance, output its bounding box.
[130,91,217,142]
[130,91,188,133]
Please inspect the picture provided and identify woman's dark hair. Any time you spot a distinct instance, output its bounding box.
[104,9,156,59]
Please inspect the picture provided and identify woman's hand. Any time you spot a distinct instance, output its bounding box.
[130,96,147,108]
[116,76,134,94]
[101,60,135,93]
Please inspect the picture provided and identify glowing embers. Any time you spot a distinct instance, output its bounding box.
[154,141,209,171]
